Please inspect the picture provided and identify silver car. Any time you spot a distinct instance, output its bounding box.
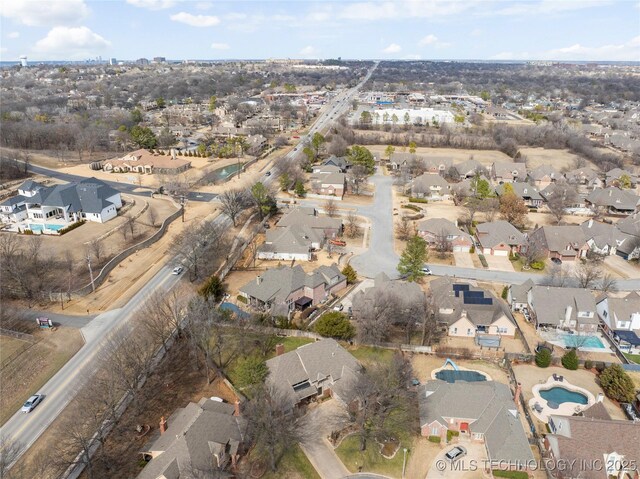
[22,394,44,413]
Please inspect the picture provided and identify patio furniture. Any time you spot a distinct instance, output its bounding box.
[552,373,558,381]
[533,402,543,413]
[548,401,559,410]
[558,375,564,382]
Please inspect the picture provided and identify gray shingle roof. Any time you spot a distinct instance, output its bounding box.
[529,286,597,326]
[418,380,534,464]
[476,221,525,249]
[17,179,44,192]
[260,224,322,255]
[509,279,534,305]
[417,218,471,242]
[532,225,588,255]
[586,187,640,211]
[276,207,342,232]
[528,165,562,182]
[0,195,26,207]
[495,183,542,201]
[26,178,120,214]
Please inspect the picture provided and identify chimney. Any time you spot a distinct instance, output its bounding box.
[170,148,176,160]
[588,218,593,228]
[159,416,167,434]
[256,275,262,285]
[597,392,604,403]
[275,343,285,356]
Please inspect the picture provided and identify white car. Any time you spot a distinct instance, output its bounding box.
[333,304,344,311]
[22,394,44,413]
[421,266,433,275]
[172,266,184,275]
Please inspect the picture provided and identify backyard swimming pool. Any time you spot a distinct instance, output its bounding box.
[26,223,66,232]
[539,387,588,405]
[560,334,605,349]
[435,370,487,383]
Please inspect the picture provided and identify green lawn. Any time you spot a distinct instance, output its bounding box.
[624,353,640,364]
[266,337,315,359]
[263,444,320,479]
[493,470,529,479]
[348,345,396,364]
[335,435,407,477]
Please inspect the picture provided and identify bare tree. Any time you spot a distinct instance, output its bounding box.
[219,189,248,227]
[544,263,568,287]
[323,198,338,218]
[421,291,441,346]
[599,273,618,293]
[434,229,452,258]
[147,206,158,227]
[348,164,369,196]
[126,216,137,238]
[521,234,545,268]
[354,291,397,345]
[243,384,302,472]
[0,435,23,478]
[396,216,414,241]
[344,212,360,238]
[546,183,578,224]
[481,197,500,222]
[88,239,104,263]
[140,288,189,352]
[575,261,603,289]
[170,221,226,281]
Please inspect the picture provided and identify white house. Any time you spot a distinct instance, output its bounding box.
[596,292,640,353]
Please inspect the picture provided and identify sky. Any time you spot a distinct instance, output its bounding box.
[1,0,639,62]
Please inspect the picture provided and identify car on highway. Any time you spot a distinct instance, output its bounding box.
[421,266,433,275]
[172,266,184,275]
[551,258,562,265]
[22,394,44,413]
[445,446,467,462]
[333,304,344,311]
[265,170,271,176]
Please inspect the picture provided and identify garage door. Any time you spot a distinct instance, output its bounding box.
[493,249,509,256]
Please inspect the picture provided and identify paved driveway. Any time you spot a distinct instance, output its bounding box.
[484,254,514,272]
[453,252,474,269]
[425,439,487,478]
[299,400,351,479]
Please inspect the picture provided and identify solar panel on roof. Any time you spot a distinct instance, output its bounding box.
[463,291,484,298]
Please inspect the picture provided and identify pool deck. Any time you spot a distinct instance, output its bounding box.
[529,376,596,423]
[538,330,613,354]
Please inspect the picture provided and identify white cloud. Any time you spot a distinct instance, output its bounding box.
[8,32,20,39]
[195,2,213,10]
[496,0,613,16]
[33,26,110,59]
[170,12,220,27]
[339,2,398,20]
[419,34,438,46]
[126,0,176,10]
[211,42,230,50]
[543,35,640,61]
[299,45,319,57]
[1,0,89,27]
[382,43,402,54]
[470,28,482,37]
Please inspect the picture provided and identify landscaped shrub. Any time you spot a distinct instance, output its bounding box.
[409,197,428,203]
[198,275,226,302]
[600,364,636,403]
[595,361,606,373]
[58,220,86,235]
[478,254,488,267]
[535,348,552,368]
[584,360,593,370]
[315,312,355,340]
[428,435,441,444]
[493,471,529,479]
[501,286,509,300]
[469,245,475,254]
[530,260,545,270]
[236,295,247,304]
[446,430,459,442]
[561,349,579,370]
[402,204,421,212]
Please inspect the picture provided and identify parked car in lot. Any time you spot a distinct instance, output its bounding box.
[445,446,467,462]
[22,394,44,413]
[551,258,562,265]
[172,266,184,275]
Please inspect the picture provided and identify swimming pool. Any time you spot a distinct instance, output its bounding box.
[435,370,487,383]
[560,334,605,349]
[539,387,588,405]
[220,302,250,319]
[26,223,66,232]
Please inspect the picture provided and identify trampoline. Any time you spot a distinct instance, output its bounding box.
[475,334,501,348]
[435,370,487,383]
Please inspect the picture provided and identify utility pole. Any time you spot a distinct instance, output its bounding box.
[86,254,95,292]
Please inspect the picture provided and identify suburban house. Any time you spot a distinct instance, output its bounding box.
[507,279,535,312]
[416,218,473,252]
[409,173,451,200]
[351,272,425,318]
[322,155,352,172]
[21,177,122,225]
[580,218,629,256]
[1,180,45,224]
[276,207,342,238]
[453,158,483,179]
[527,165,563,189]
[17,179,45,197]
[430,276,517,338]
[137,398,246,479]
[544,414,640,479]
[246,134,268,154]
[418,381,534,473]
[565,167,604,190]
[238,264,346,313]
[388,152,419,171]
[528,286,598,333]
[491,162,527,183]
[103,149,191,175]
[309,166,347,198]
[586,187,640,215]
[475,220,525,256]
[615,212,640,260]
[423,156,453,175]
[596,291,640,354]
[257,224,325,261]
[495,183,543,208]
[528,225,589,261]
[605,167,638,189]
[539,182,586,211]
[266,338,361,411]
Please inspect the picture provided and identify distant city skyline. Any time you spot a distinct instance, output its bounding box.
[1,0,639,62]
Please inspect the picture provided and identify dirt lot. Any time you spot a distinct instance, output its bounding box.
[0,327,84,426]
[367,145,512,166]
[0,147,118,170]
[518,147,600,171]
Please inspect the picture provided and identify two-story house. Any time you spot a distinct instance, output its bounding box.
[528,286,598,333]
[528,226,590,261]
[528,165,563,189]
[409,173,452,200]
[495,183,543,208]
[416,218,473,252]
[491,162,527,183]
[596,291,640,354]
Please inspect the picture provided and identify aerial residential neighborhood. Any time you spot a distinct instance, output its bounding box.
[1,2,640,479]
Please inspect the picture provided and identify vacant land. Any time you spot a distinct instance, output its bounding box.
[0,327,84,426]
[518,147,598,171]
[368,145,512,165]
